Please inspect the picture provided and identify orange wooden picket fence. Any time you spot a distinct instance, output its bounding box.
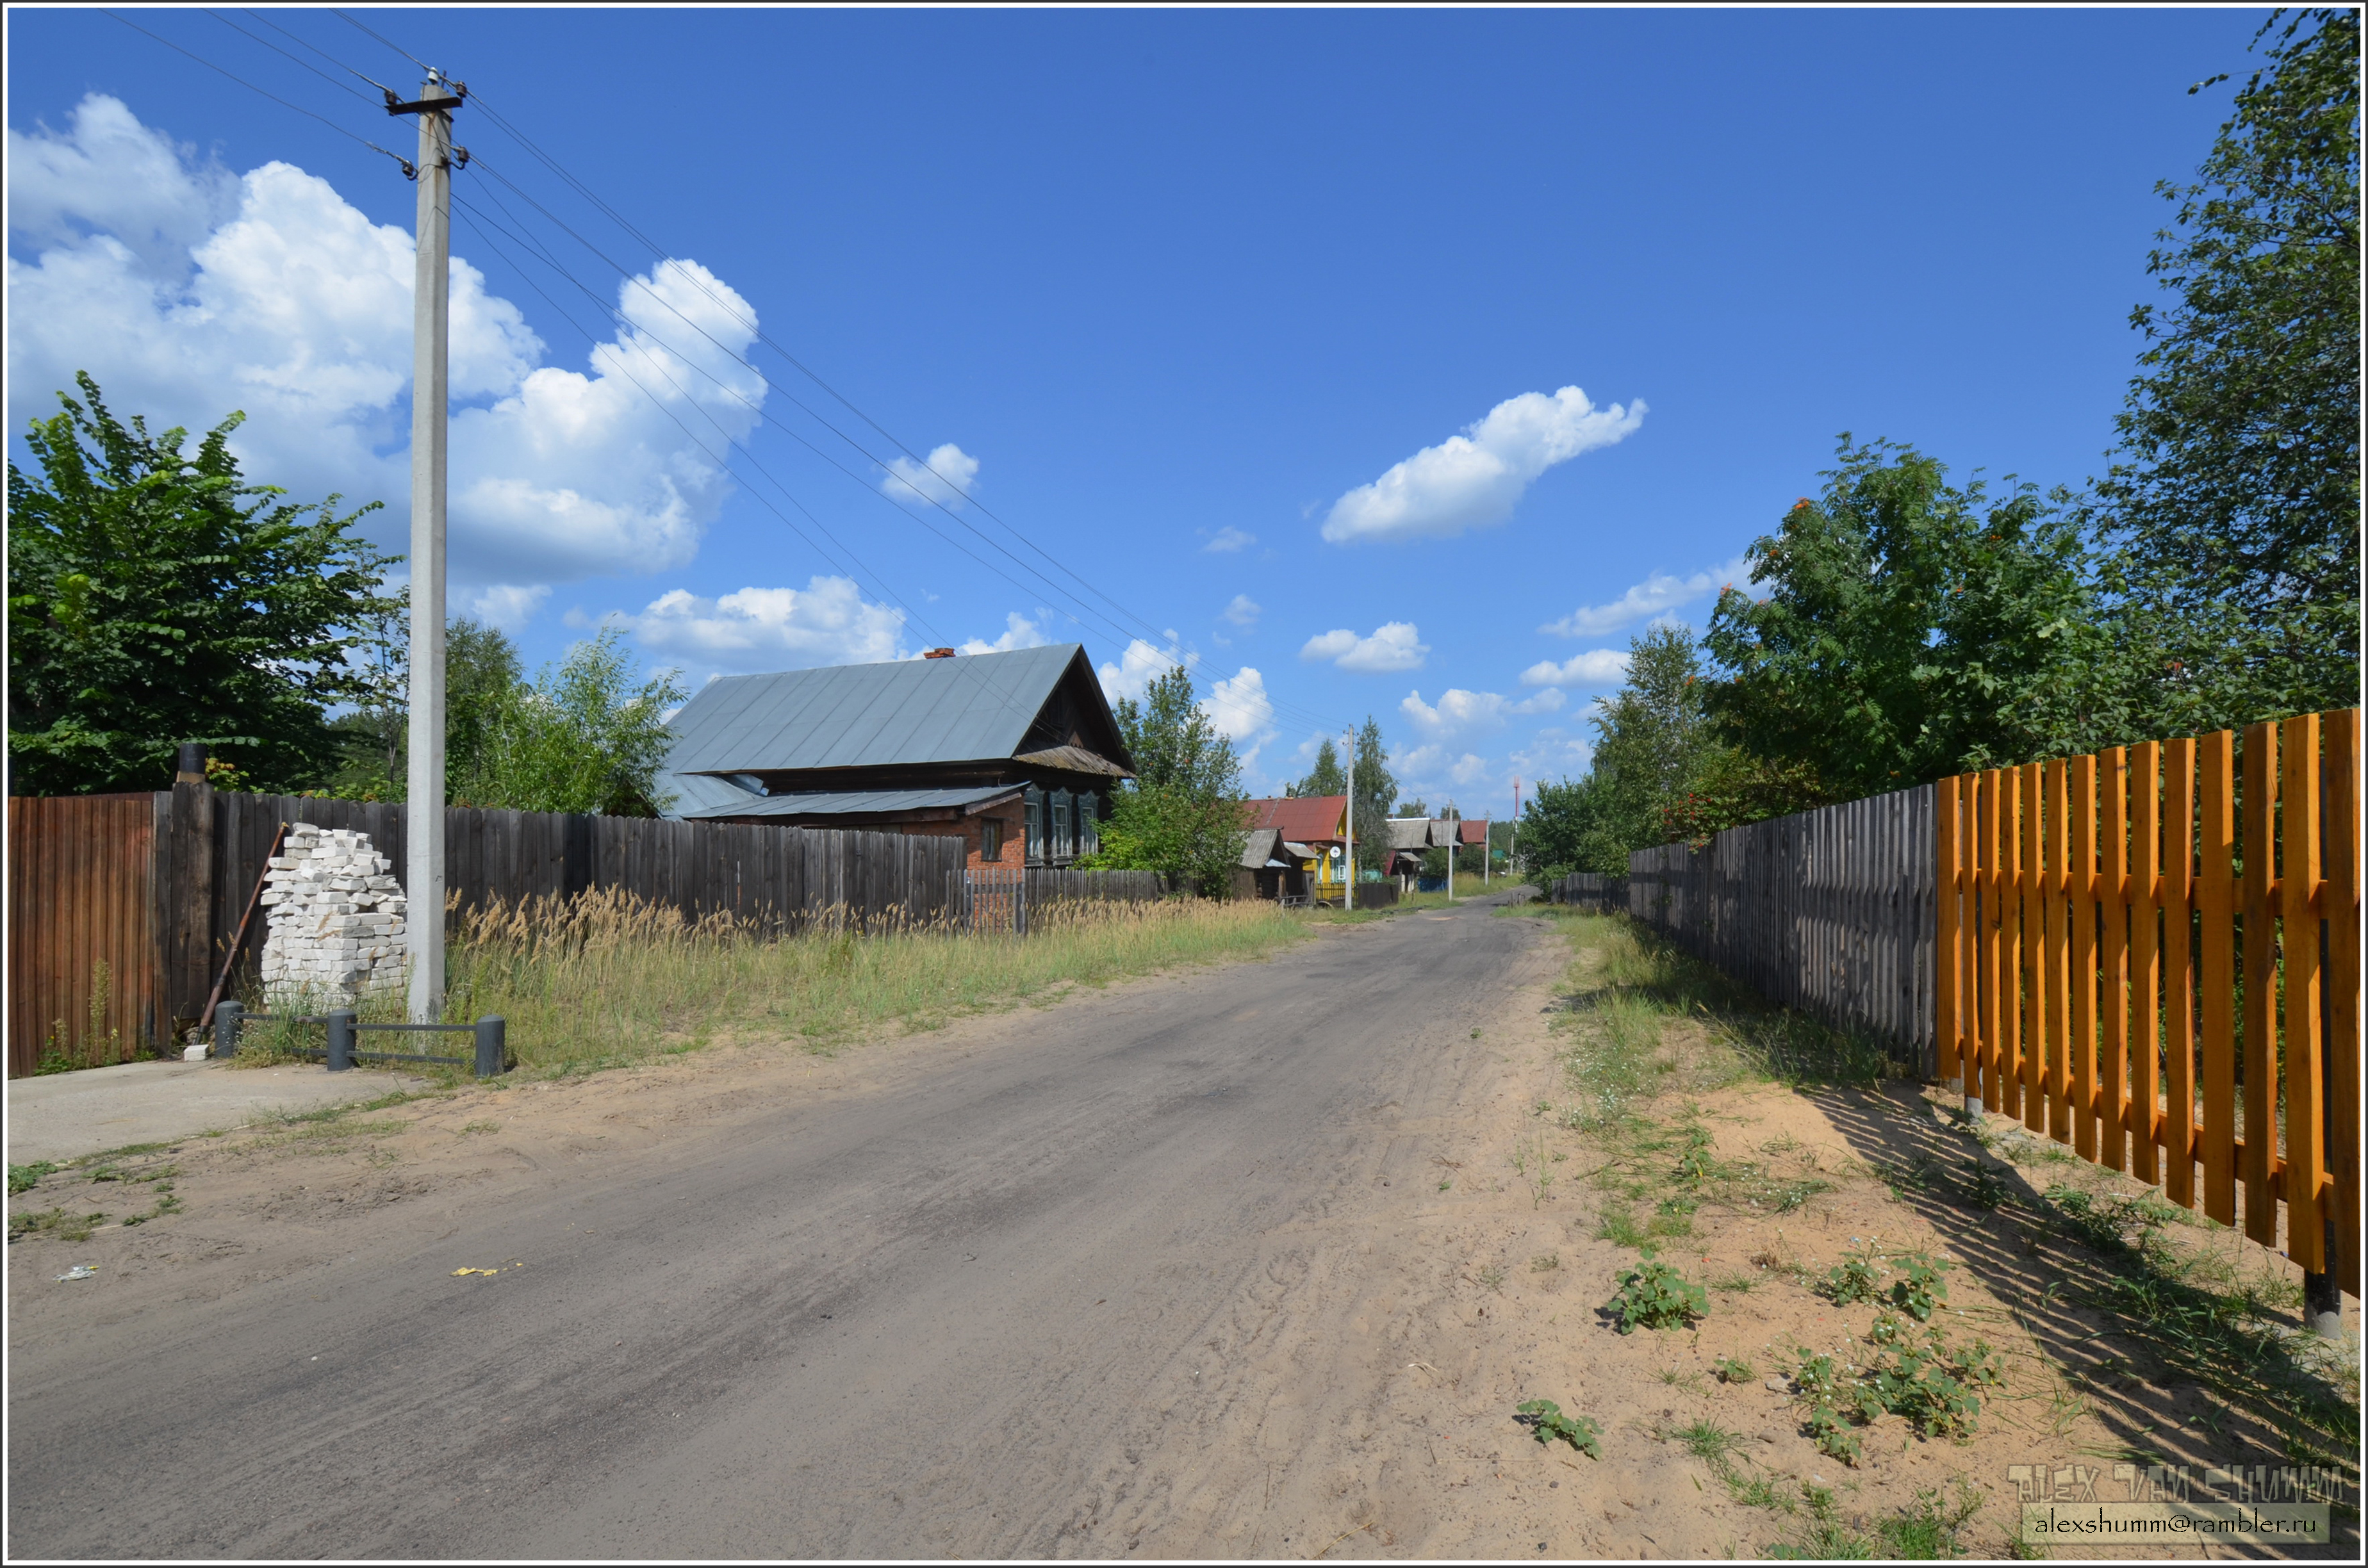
[1936,710,2360,1293]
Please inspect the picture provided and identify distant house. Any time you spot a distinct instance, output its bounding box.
[1383,815,1495,888]
[659,644,1134,869]
[1243,796,1347,899]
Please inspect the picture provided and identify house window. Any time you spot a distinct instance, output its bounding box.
[1025,787,1045,865]
[1077,794,1099,857]
[1051,792,1071,862]
[981,817,1005,862]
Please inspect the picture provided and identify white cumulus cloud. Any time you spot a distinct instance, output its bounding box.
[1399,686,1564,740]
[465,584,551,632]
[619,577,907,673]
[1203,526,1256,553]
[5,94,764,595]
[1201,667,1275,744]
[1518,649,1634,688]
[1098,639,1195,705]
[1542,553,1754,637]
[1395,744,1499,798]
[958,611,1051,655]
[1222,594,1261,629]
[1321,386,1644,544]
[882,442,978,509]
[1300,621,1429,673]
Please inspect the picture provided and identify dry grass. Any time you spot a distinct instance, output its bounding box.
[428,888,1312,1076]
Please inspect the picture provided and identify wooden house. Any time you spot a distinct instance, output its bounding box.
[1242,796,1348,900]
[659,644,1134,869]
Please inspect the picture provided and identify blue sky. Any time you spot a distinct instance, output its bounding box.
[5,6,2272,814]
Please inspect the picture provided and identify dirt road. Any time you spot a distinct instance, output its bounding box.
[10,899,1580,1559]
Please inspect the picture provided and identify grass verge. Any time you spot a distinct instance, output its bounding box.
[1515,908,2360,1558]
[415,888,1315,1075]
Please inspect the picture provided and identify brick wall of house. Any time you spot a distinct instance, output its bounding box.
[896,801,1026,869]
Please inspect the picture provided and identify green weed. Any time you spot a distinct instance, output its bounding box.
[8,1207,107,1243]
[1821,1246,1884,1307]
[1595,1204,1650,1248]
[1766,1485,1877,1559]
[1604,1248,1708,1334]
[1515,1398,1602,1458]
[1672,1418,1743,1471]
[1712,1354,1756,1384]
[8,1162,59,1195]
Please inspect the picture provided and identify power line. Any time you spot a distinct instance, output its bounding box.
[135,14,1344,737]
[463,91,1167,651]
[460,162,1353,736]
[465,154,1150,642]
[330,7,431,74]
[235,8,399,96]
[99,10,415,173]
[313,10,1342,730]
[449,193,944,641]
[450,180,1098,646]
[202,9,379,106]
[462,154,1182,663]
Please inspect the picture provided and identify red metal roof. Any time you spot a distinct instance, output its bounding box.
[1245,796,1347,844]
[1459,818,1490,845]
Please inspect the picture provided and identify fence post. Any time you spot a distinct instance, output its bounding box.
[214,999,243,1059]
[325,1009,356,1072]
[473,1015,507,1077]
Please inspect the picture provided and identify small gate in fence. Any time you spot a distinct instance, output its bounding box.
[960,868,1026,935]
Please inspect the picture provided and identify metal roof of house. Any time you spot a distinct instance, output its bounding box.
[663,644,1096,778]
[1246,796,1346,844]
[680,785,1023,822]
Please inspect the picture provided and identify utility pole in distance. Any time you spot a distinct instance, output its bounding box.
[390,69,465,1023]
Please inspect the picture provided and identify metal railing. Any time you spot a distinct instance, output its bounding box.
[211,1000,509,1077]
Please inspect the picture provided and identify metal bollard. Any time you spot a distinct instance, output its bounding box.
[325,1009,356,1072]
[214,1000,243,1059]
[473,1015,507,1078]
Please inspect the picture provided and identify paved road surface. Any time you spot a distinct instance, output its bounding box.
[6,1059,427,1165]
[8,900,1540,1558]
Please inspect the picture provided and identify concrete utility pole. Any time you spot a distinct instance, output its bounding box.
[393,70,464,1022]
[1344,733,1356,910]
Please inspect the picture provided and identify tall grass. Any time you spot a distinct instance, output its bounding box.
[1544,913,1906,1129]
[438,888,1311,1075]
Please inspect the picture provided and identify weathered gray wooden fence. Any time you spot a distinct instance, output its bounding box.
[1542,872,1628,913]
[9,785,1187,1066]
[957,867,1171,934]
[1627,785,1936,1067]
[206,790,970,942]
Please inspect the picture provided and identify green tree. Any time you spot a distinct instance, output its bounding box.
[7,374,393,795]
[457,628,684,816]
[325,612,538,804]
[1517,773,1613,879]
[1080,666,1247,895]
[327,589,410,799]
[1347,716,1396,876]
[2089,8,2360,738]
[1702,438,2093,798]
[1288,737,1346,798]
[447,617,526,792]
[1580,626,1728,866]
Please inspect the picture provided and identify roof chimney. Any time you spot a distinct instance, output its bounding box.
[923,647,957,658]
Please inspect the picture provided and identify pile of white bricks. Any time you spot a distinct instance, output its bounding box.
[259,824,408,1002]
